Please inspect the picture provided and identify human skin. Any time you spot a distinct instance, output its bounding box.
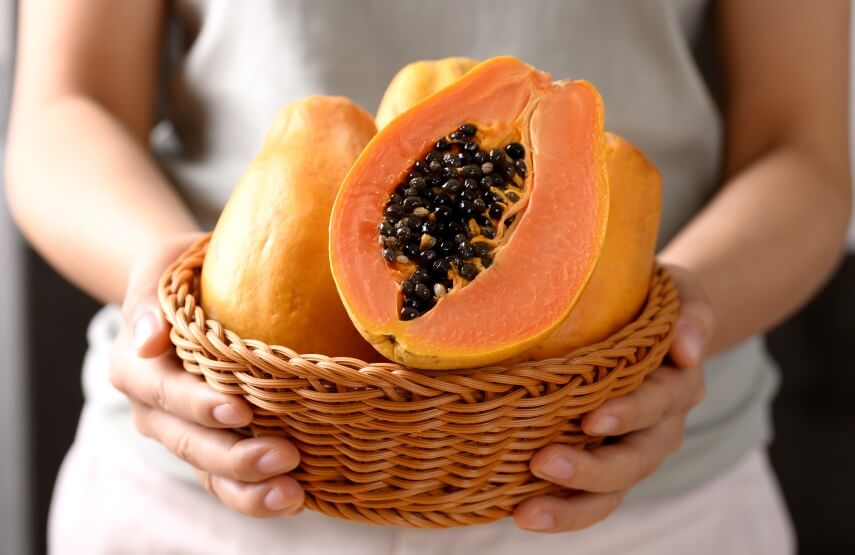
[5,0,851,528]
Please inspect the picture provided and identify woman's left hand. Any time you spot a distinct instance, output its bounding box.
[514,265,715,532]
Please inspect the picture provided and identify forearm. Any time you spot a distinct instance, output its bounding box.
[660,144,851,354]
[6,96,198,303]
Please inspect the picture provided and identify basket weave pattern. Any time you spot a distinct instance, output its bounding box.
[158,235,680,528]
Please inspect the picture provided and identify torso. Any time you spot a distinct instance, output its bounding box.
[158,0,719,245]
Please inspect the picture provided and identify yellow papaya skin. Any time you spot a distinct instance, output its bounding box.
[375,57,479,129]
[201,96,381,360]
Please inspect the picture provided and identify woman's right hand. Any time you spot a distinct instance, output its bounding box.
[109,233,305,517]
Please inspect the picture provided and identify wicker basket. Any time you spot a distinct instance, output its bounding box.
[158,235,680,528]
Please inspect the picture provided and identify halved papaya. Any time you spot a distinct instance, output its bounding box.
[376,58,663,361]
[201,96,381,360]
[329,57,610,369]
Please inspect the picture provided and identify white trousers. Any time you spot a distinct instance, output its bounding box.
[49,406,795,555]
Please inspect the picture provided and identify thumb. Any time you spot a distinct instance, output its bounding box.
[664,265,716,369]
[122,233,204,358]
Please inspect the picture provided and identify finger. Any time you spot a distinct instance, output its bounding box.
[122,232,205,358]
[110,329,254,428]
[133,401,300,482]
[514,491,625,532]
[581,364,704,436]
[663,264,716,368]
[196,470,305,518]
[531,414,686,492]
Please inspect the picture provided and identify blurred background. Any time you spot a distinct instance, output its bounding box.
[1,3,854,555]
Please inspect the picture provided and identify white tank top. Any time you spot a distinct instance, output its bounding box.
[83,0,780,507]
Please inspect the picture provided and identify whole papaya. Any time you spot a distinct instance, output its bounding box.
[201,96,380,360]
[375,57,479,129]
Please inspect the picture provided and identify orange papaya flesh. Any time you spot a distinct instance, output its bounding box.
[528,133,662,359]
[330,57,610,369]
[201,96,382,361]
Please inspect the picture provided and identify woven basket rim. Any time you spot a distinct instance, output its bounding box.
[159,234,677,375]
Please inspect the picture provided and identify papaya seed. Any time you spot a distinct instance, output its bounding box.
[381,124,527,320]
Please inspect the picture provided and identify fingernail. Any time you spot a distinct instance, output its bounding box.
[678,323,704,365]
[591,415,619,435]
[133,311,159,350]
[539,455,575,481]
[257,449,288,474]
[264,488,291,511]
[213,403,244,426]
[524,512,555,531]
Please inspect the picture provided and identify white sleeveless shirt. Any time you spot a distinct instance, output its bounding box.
[83,0,779,505]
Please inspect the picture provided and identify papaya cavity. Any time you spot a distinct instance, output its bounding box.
[380,122,530,321]
[330,57,610,369]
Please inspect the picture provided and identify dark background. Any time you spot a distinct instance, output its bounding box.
[27,248,855,554]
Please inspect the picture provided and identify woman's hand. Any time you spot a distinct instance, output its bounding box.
[514,265,714,532]
[109,233,305,517]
